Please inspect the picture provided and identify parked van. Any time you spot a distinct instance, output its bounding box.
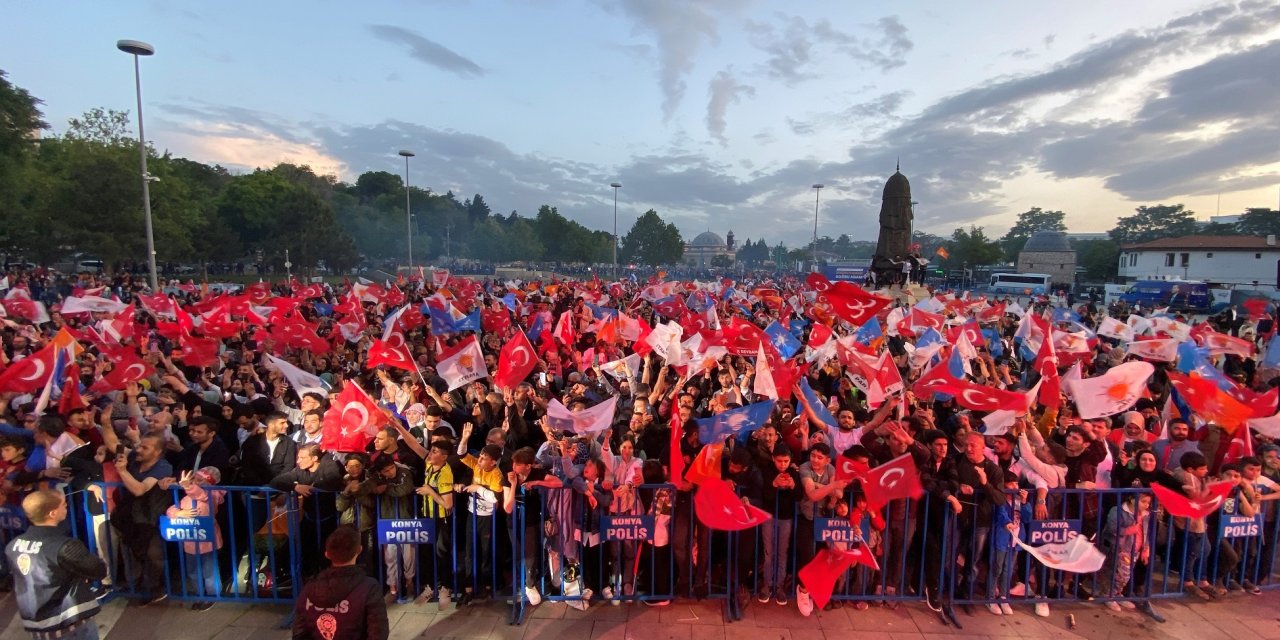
[1118,280,1210,311]
[75,259,105,273]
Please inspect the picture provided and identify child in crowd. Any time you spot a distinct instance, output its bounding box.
[571,457,613,609]
[758,443,799,605]
[1171,451,1215,599]
[988,471,1026,615]
[456,441,504,605]
[1100,491,1152,612]
[164,467,225,611]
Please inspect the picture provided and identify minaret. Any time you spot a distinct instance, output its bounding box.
[875,165,913,260]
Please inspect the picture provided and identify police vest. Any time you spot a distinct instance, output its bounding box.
[4,526,101,633]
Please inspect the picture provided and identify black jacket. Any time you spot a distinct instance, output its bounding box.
[292,565,388,640]
[237,434,297,486]
[5,525,107,633]
[176,437,232,479]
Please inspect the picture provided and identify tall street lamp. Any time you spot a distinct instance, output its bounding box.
[610,182,622,280]
[399,150,415,271]
[117,39,158,292]
[811,184,824,272]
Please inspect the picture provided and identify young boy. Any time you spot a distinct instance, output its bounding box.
[758,444,799,605]
[456,443,504,605]
[988,471,1026,615]
[1171,451,1215,599]
[415,441,455,605]
[0,437,29,505]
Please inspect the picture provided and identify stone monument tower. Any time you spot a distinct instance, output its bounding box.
[875,162,913,260]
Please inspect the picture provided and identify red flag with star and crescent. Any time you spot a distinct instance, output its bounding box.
[88,352,155,394]
[495,331,537,389]
[862,453,925,511]
[1150,481,1234,520]
[798,544,880,610]
[321,382,386,452]
[366,338,416,373]
[693,476,772,531]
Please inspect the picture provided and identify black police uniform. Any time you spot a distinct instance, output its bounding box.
[5,524,107,638]
[292,564,388,640]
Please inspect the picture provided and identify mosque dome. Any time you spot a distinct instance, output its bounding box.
[689,231,726,247]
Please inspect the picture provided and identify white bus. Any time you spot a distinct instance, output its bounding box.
[989,272,1052,294]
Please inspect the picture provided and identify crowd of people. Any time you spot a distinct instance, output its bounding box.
[2,265,1280,640]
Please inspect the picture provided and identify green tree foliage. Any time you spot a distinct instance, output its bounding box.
[1234,208,1280,237]
[735,238,772,266]
[1000,207,1066,261]
[1108,204,1198,245]
[620,210,684,266]
[0,70,47,256]
[1072,238,1120,281]
[64,107,133,146]
[943,226,1003,268]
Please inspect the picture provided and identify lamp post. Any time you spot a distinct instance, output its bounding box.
[117,39,158,292]
[610,182,622,280]
[399,150,415,272]
[811,184,824,272]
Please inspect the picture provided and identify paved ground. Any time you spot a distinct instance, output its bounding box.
[3,590,1279,640]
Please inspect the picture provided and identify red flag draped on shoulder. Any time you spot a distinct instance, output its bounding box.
[366,338,416,372]
[693,476,771,530]
[495,331,537,389]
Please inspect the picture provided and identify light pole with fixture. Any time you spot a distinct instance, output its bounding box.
[117,39,159,292]
[610,182,622,279]
[399,150,415,272]
[811,184,824,272]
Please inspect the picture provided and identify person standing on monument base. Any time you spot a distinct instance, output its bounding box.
[5,489,108,640]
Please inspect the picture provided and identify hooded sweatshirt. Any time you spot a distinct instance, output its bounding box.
[292,565,387,640]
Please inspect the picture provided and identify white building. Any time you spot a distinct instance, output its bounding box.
[1119,235,1280,288]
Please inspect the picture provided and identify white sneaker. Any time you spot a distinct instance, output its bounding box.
[1034,602,1050,617]
[999,602,1013,615]
[797,589,814,617]
[524,586,542,606]
[438,587,451,608]
[602,586,619,606]
[1009,582,1026,596]
[1119,600,1137,610]
[1105,601,1122,612]
[987,603,1003,615]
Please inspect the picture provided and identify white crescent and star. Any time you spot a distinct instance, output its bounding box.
[342,403,370,427]
[879,467,905,489]
[18,359,46,382]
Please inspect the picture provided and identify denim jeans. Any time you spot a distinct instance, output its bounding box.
[184,551,221,598]
[989,549,1016,598]
[761,518,792,593]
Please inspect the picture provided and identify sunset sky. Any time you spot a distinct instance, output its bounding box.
[5,0,1278,247]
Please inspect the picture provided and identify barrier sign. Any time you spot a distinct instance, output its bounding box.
[1027,519,1080,544]
[159,516,215,542]
[376,519,436,545]
[0,505,28,530]
[602,515,655,541]
[815,517,870,543]
[1220,514,1262,539]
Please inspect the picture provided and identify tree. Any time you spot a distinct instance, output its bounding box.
[1072,238,1120,282]
[354,171,402,204]
[1234,208,1280,237]
[619,209,684,266]
[710,254,732,269]
[0,70,47,257]
[466,194,491,221]
[944,226,1003,269]
[64,107,133,146]
[1000,207,1066,261]
[0,69,46,158]
[1108,204,1198,245]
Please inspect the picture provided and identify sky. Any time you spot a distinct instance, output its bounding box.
[5,1,1280,249]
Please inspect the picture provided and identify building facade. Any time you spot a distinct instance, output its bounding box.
[683,230,735,267]
[1016,231,1077,287]
[1118,235,1280,288]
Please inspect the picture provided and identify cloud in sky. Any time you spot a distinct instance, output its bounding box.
[126,1,1280,246]
[366,24,485,78]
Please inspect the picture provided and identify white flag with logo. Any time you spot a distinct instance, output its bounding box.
[1066,361,1154,419]
[263,353,331,398]
[545,396,618,434]
[1125,338,1179,362]
[1015,534,1106,574]
[1097,316,1134,342]
[61,295,129,315]
[437,336,489,391]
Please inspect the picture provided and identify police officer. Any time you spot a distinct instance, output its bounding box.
[293,525,388,640]
[5,489,108,640]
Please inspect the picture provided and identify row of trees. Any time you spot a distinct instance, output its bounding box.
[0,71,692,273]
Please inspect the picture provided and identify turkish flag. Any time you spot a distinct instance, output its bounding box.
[178,333,220,368]
[908,308,946,333]
[693,477,772,531]
[1033,316,1061,410]
[978,303,1006,323]
[834,455,871,484]
[58,374,87,415]
[862,453,925,511]
[912,360,962,398]
[552,311,576,347]
[797,544,878,610]
[89,352,155,394]
[808,322,833,348]
[366,338,416,372]
[321,382,385,452]
[1151,481,1234,520]
[1229,385,1278,418]
[481,306,511,334]
[0,345,56,393]
[1167,371,1253,432]
[947,379,1031,412]
[723,318,769,356]
[494,331,537,389]
[812,278,891,326]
